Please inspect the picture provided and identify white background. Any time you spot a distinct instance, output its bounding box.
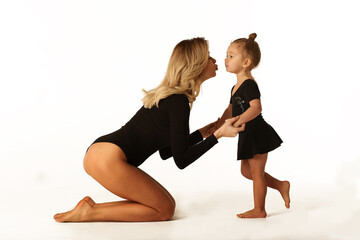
[1,0,359,239]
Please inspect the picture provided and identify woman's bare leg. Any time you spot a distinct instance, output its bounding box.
[241,158,290,208]
[53,143,175,222]
[237,153,268,218]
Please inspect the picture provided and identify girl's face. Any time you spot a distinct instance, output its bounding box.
[225,43,248,74]
[198,55,218,83]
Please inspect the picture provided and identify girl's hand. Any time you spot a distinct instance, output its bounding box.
[237,122,246,132]
[214,116,245,139]
[199,118,220,138]
[233,119,245,128]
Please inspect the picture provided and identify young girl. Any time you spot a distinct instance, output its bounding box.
[216,33,290,218]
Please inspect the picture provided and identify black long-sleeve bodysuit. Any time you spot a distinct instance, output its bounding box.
[91,94,218,169]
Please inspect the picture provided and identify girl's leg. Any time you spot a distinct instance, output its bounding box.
[241,158,290,208]
[237,153,268,218]
[53,143,175,222]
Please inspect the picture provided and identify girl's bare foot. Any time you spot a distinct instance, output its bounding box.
[237,208,267,218]
[54,196,95,222]
[279,181,290,208]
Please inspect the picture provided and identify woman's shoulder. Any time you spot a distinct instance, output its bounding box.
[168,93,188,101]
[161,94,189,107]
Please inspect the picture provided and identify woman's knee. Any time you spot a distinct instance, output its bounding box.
[158,200,176,221]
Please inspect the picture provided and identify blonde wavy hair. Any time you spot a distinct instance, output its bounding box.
[142,37,209,109]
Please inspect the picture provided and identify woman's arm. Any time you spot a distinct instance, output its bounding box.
[234,99,262,127]
[165,95,241,169]
[159,130,203,160]
[160,104,231,160]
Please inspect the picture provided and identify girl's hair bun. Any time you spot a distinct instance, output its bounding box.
[248,33,257,41]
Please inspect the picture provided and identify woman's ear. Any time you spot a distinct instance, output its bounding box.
[243,58,252,68]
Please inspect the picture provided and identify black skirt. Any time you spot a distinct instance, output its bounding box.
[237,116,282,160]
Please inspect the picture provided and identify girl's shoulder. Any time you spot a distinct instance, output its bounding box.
[243,78,258,86]
[233,79,258,95]
[242,79,260,89]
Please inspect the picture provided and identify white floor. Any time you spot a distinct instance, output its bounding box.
[1,173,359,240]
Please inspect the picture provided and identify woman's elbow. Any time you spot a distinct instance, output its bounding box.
[174,159,187,170]
[160,153,170,160]
[175,162,187,170]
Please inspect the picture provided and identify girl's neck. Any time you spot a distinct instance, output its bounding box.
[236,71,253,85]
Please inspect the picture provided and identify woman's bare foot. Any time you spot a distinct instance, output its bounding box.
[279,181,290,208]
[237,208,267,218]
[54,196,95,222]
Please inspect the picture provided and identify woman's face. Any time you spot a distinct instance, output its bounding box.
[198,55,218,83]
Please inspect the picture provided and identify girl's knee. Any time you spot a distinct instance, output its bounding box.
[241,164,252,179]
[241,168,250,179]
[250,171,265,179]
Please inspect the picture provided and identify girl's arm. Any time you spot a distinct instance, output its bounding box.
[199,104,232,138]
[216,103,233,129]
[234,99,262,127]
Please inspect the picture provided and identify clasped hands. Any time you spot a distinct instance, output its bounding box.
[199,116,245,139]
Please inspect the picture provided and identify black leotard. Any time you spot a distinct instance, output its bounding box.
[91,94,218,169]
[231,79,282,160]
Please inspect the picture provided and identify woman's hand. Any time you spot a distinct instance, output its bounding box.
[199,118,220,138]
[214,116,245,139]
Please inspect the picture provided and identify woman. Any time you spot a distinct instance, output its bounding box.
[54,37,244,222]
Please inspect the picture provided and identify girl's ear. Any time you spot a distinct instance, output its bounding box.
[243,58,252,68]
